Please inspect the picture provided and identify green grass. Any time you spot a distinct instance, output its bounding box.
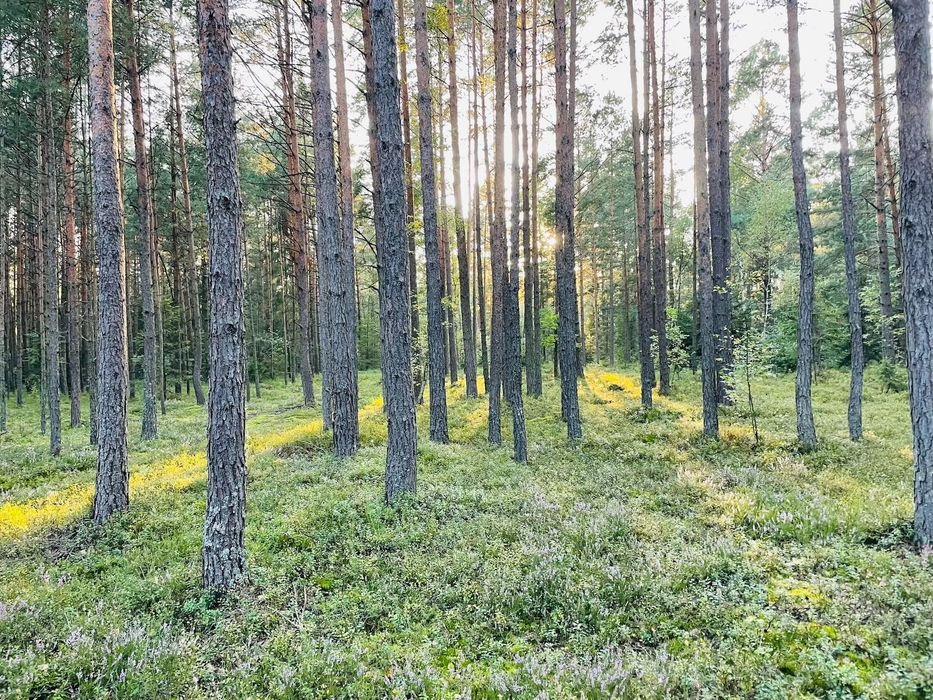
[1,365,931,698]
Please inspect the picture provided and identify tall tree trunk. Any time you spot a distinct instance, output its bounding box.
[786,0,816,449]
[833,0,863,442]
[717,0,734,398]
[41,8,61,456]
[889,0,933,548]
[554,0,582,438]
[529,0,543,396]
[435,59,459,384]
[414,0,449,442]
[368,0,418,502]
[471,0,489,390]
[521,0,534,393]
[89,0,130,523]
[275,1,315,407]
[308,0,359,454]
[168,5,205,405]
[63,15,82,428]
[626,0,653,408]
[506,0,528,461]
[197,0,247,592]
[869,0,896,364]
[648,0,669,395]
[447,0,478,398]
[688,0,718,438]
[396,0,423,401]
[125,0,158,439]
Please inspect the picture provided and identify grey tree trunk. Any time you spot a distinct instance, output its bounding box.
[197,0,248,592]
[888,0,933,549]
[717,0,734,400]
[88,0,130,523]
[555,0,582,439]
[63,22,82,428]
[413,0,449,443]
[786,0,817,449]
[308,0,359,454]
[125,0,158,440]
[688,0,719,438]
[326,0,361,455]
[169,3,205,406]
[369,0,418,503]
[41,11,61,457]
[471,0,489,391]
[833,0,864,442]
[447,0,478,399]
[506,0,528,461]
[529,0,543,397]
[870,0,897,364]
[625,0,653,409]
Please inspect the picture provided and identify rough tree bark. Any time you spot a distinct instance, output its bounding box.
[625,0,653,408]
[834,0,864,442]
[308,0,359,455]
[197,0,248,592]
[888,0,933,549]
[786,0,817,449]
[555,0,582,438]
[88,0,130,523]
[369,0,419,502]
[506,0,528,460]
[688,0,718,438]
[414,0,449,442]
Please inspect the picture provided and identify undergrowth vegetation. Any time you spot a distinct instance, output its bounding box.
[1,366,930,698]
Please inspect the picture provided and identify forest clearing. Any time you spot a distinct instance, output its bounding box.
[0,367,928,697]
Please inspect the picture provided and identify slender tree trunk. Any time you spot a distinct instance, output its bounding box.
[125,0,157,439]
[396,0,423,401]
[521,0,534,392]
[688,0,718,438]
[555,0,581,438]
[626,0,653,408]
[869,0,896,364]
[435,60,459,384]
[471,0,489,390]
[368,0,418,502]
[506,0,528,461]
[168,7,205,405]
[529,0,543,396]
[197,0,247,591]
[648,0,669,395]
[786,0,816,449]
[717,0,734,398]
[89,0,130,523]
[414,0,449,442]
[308,0,359,454]
[833,0,863,441]
[447,0,478,398]
[63,16,82,428]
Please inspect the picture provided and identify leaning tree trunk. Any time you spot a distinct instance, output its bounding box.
[688,0,718,439]
[369,0,418,503]
[625,0,653,409]
[506,0,528,461]
[197,0,247,592]
[88,0,130,524]
[833,0,864,442]
[125,0,158,440]
[554,0,582,439]
[889,0,933,550]
[786,0,816,449]
[414,0,449,443]
[308,0,359,455]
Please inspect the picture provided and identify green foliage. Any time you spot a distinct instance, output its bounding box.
[0,368,930,697]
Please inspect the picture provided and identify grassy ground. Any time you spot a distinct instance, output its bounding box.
[0,365,930,698]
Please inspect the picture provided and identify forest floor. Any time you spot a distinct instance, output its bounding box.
[0,365,930,698]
